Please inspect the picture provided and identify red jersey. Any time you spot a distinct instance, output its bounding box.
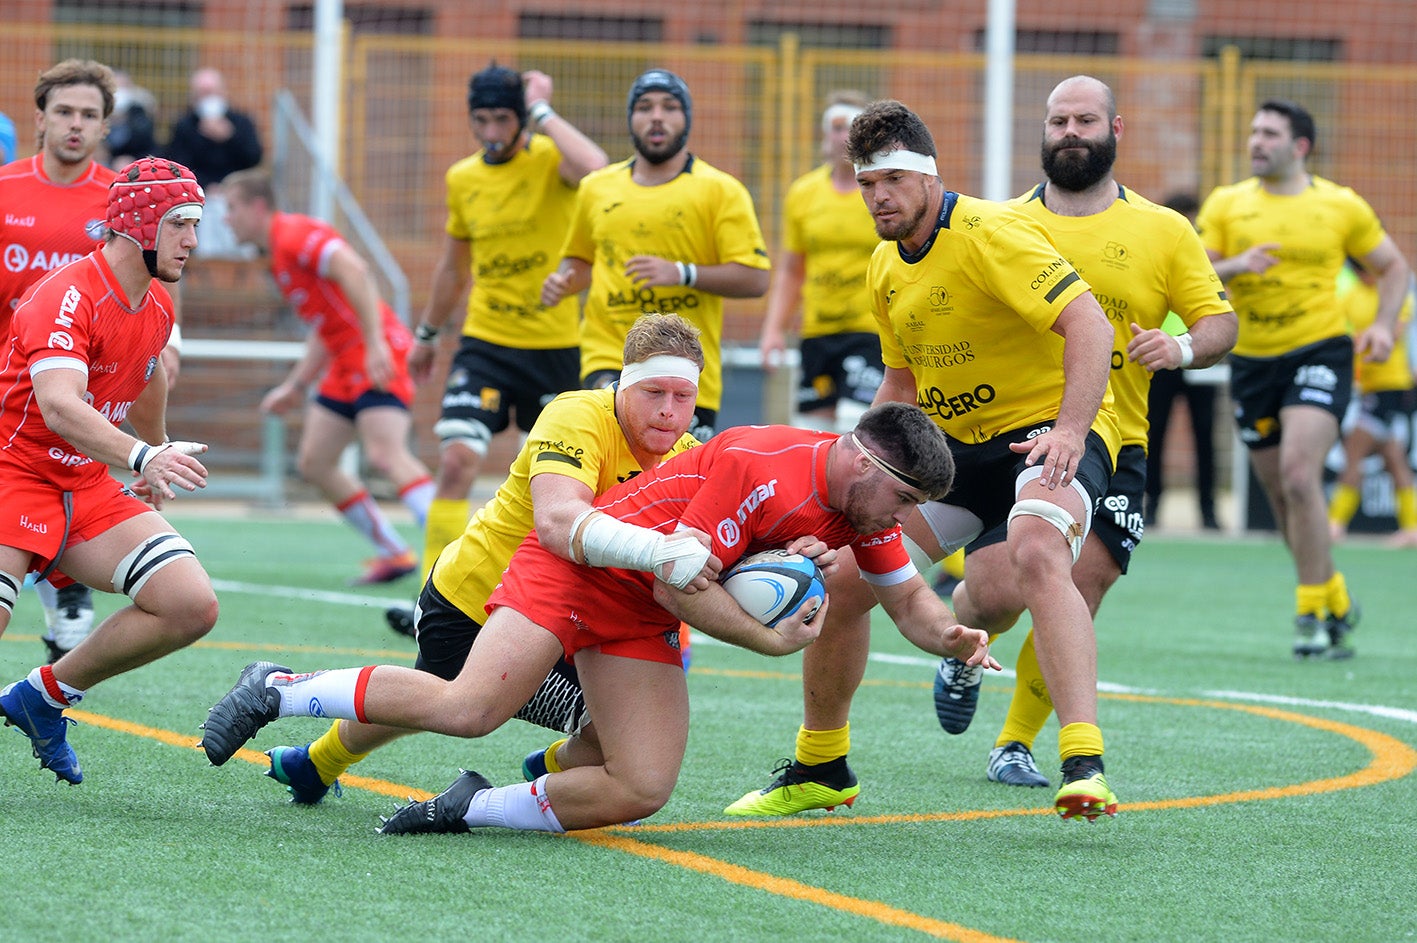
[487,425,914,661]
[0,249,175,491]
[0,156,115,330]
[267,211,414,402]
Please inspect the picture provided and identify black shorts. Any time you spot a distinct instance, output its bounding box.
[1089,444,1146,573]
[1231,336,1353,450]
[314,389,409,421]
[413,575,589,735]
[933,422,1114,553]
[441,337,579,437]
[797,332,884,413]
[1356,387,1416,436]
[584,368,718,441]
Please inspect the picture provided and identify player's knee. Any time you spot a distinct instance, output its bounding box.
[435,440,484,490]
[0,569,20,616]
[168,591,220,645]
[607,765,677,820]
[1008,498,1087,567]
[434,417,492,460]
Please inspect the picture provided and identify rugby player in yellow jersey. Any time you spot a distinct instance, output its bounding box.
[385,64,607,636]
[956,76,1236,788]
[759,90,883,433]
[541,69,770,442]
[1198,99,1411,658]
[263,315,703,803]
[728,98,1125,821]
[1328,259,1417,552]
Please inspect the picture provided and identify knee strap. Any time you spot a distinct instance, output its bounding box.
[433,416,492,458]
[113,532,196,599]
[0,570,20,614]
[1007,498,1088,564]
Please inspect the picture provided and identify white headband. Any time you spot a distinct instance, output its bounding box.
[852,148,939,176]
[822,104,863,135]
[619,354,700,390]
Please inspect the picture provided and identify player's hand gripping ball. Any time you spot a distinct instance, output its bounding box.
[720,549,826,627]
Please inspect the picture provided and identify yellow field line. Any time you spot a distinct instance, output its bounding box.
[56,688,1416,943]
[571,830,1024,943]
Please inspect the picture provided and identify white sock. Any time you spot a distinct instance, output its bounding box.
[34,580,59,630]
[463,775,565,833]
[337,491,409,557]
[398,478,435,527]
[27,666,85,707]
[269,667,370,721]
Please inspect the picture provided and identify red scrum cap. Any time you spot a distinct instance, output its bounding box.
[107,157,205,253]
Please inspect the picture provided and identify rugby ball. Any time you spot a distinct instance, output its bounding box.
[721,549,826,628]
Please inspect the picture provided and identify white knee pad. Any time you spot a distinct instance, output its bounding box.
[1007,499,1089,564]
[0,570,20,614]
[917,501,985,557]
[113,532,196,599]
[433,417,492,458]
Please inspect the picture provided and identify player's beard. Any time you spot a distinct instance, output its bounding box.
[632,130,687,166]
[1041,131,1117,192]
[873,180,932,243]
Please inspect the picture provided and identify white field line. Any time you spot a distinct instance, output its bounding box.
[211,578,1417,727]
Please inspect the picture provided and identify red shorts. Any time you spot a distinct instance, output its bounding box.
[317,334,416,405]
[486,538,682,667]
[0,468,150,578]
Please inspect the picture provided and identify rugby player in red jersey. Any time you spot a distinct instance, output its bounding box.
[0,59,184,661]
[223,169,435,586]
[202,401,999,834]
[0,158,218,785]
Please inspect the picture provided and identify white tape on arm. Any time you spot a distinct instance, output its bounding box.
[573,510,710,589]
[1175,332,1195,368]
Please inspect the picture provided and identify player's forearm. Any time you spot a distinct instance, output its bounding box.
[1184,311,1238,369]
[1057,314,1112,438]
[125,373,169,446]
[419,263,470,335]
[543,122,608,184]
[693,262,770,299]
[877,576,964,657]
[761,255,807,335]
[1374,259,1413,333]
[872,366,918,408]
[654,582,804,656]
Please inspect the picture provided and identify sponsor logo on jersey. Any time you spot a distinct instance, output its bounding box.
[476,250,548,280]
[1094,291,1129,324]
[606,286,701,312]
[903,340,974,369]
[917,383,997,421]
[5,245,87,274]
[535,439,585,468]
[47,446,92,468]
[716,479,779,547]
[19,515,47,534]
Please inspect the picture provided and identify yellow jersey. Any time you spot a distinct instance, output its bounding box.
[561,155,771,411]
[1013,183,1233,448]
[869,191,1120,459]
[1341,277,1414,393]
[1197,176,1387,358]
[431,386,698,616]
[783,164,879,337]
[443,135,580,349]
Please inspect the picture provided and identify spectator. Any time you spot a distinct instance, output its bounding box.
[103,70,158,168]
[1145,192,1222,530]
[164,67,263,188]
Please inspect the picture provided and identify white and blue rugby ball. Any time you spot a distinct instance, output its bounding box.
[721,549,826,628]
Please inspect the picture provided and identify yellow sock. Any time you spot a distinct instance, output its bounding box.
[542,737,569,774]
[795,723,849,766]
[422,498,471,579]
[1329,483,1361,527]
[1058,722,1104,763]
[943,547,965,579]
[1324,571,1352,620]
[307,721,372,786]
[995,628,1053,750]
[1396,486,1417,530]
[1296,583,1328,619]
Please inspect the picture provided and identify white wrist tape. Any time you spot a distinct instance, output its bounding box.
[1175,332,1195,368]
[528,100,556,126]
[571,508,710,589]
[129,440,207,475]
